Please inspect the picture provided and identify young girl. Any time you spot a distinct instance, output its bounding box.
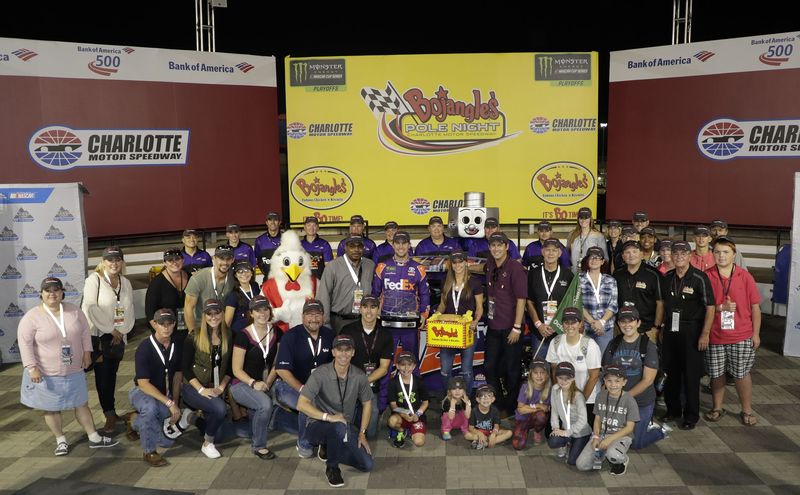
[512,359,551,450]
[441,376,472,440]
[548,362,592,465]
[465,385,512,449]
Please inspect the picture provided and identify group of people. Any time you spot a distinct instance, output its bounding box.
[17,209,762,486]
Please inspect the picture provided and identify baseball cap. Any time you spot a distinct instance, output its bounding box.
[266,212,280,220]
[586,246,605,259]
[633,211,648,221]
[163,248,182,262]
[384,221,399,230]
[249,295,271,311]
[233,261,254,273]
[710,219,728,229]
[302,299,324,314]
[640,227,656,237]
[361,295,380,307]
[154,308,176,325]
[41,277,64,291]
[448,376,466,390]
[333,334,355,349]
[449,250,467,262]
[562,307,581,322]
[393,231,411,243]
[396,350,416,364]
[607,220,622,228]
[484,217,499,228]
[475,384,496,398]
[622,240,642,251]
[712,236,737,249]
[671,241,691,252]
[659,239,673,250]
[537,221,552,231]
[428,216,444,226]
[203,299,222,313]
[182,229,199,237]
[694,226,711,236]
[617,306,640,321]
[603,364,626,378]
[622,226,638,236]
[102,246,124,261]
[350,214,365,225]
[555,361,575,378]
[304,216,319,225]
[488,232,509,244]
[214,245,234,258]
[226,224,240,233]
[542,239,561,249]
[344,235,364,246]
[530,358,549,372]
[577,207,592,219]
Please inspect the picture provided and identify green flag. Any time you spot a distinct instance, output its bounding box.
[548,275,583,335]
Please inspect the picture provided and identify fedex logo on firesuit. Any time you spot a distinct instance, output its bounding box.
[384,279,416,291]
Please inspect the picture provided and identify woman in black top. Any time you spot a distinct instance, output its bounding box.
[145,248,189,340]
[230,295,282,459]
[181,299,233,459]
[224,261,261,334]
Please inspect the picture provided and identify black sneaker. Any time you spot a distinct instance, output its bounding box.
[609,459,627,476]
[326,466,344,487]
[317,444,327,462]
[392,430,406,448]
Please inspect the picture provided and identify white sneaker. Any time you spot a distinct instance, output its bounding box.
[201,442,221,459]
[178,408,194,430]
[647,420,661,431]
[557,446,568,458]
[661,422,673,438]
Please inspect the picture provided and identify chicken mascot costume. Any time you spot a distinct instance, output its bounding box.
[261,230,317,332]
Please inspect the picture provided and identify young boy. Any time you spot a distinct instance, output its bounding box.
[387,351,429,448]
[576,364,640,475]
[465,384,512,449]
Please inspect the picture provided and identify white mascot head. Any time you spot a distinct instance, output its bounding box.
[267,230,315,329]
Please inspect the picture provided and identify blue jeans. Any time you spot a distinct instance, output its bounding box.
[231,382,274,452]
[632,402,664,449]
[181,383,229,442]
[439,344,475,396]
[353,394,379,439]
[305,420,374,471]
[274,380,311,450]
[129,387,175,453]
[548,433,590,466]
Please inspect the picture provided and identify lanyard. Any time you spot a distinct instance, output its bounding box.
[307,336,322,367]
[560,388,571,431]
[452,283,464,314]
[164,269,185,294]
[398,374,414,409]
[211,270,226,299]
[149,335,174,397]
[104,272,121,302]
[715,265,735,299]
[586,272,602,305]
[671,272,687,299]
[43,304,66,339]
[344,256,362,288]
[600,393,623,437]
[337,366,350,414]
[542,266,561,299]
[249,324,272,362]
[361,327,378,360]
[240,286,254,301]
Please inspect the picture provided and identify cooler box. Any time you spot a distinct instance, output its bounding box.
[426,312,474,349]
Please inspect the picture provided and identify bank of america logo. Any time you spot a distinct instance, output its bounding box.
[1,265,22,280]
[123,47,135,54]
[12,48,38,61]
[693,50,715,62]
[13,208,34,222]
[54,207,75,221]
[4,303,23,317]
[45,225,65,240]
[64,281,80,297]
[17,246,38,261]
[47,263,67,277]
[236,62,254,73]
[0,227,19,241]
[57,245,78,259]
[19,284,39,298]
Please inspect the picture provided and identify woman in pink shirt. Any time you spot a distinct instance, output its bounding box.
[19,277,118,456]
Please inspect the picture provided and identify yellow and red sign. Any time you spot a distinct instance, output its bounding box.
[286,53,598,225]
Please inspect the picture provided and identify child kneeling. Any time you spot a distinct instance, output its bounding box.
[387,351,429,448]
[465,384,512,449]
[548,362,592,465]
[576,365,640,475]
[441,377,471,440]
[513,358,551,449]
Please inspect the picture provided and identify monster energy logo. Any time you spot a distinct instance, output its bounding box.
[537,56,555,78]
[535,54,592,81]
[290,59,346,87]
[292,62,309,84]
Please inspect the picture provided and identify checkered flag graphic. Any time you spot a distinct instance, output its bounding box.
[361,84,404,116]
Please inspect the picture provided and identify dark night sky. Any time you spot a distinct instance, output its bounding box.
[1,2,797,120]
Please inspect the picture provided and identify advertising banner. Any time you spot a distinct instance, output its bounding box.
[0,183,87,364]
[285,53,598,226]
[608,32,800,226]
[784,173,800,357]
[0,37,279,237]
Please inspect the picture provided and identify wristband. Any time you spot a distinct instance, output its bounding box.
[165,399,174,408]
[511,328,522,334]
[322,413,329,422]
[416,409,424,417]
[534,320,543,329]
[592,434,600,440]
[198,387,205,394]
[249,379,256,388]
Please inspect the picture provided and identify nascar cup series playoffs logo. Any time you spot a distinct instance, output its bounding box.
[29,125,190,171]
[698,118,800,160]
[361,81,519,155]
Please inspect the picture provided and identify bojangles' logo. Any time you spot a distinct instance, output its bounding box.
[430,325,458,338]
[361,81,519,155]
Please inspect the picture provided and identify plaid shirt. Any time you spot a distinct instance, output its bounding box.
[580,272,618,335]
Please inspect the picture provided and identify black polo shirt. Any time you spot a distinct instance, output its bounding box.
[134,333,183,396]
[613,262,663,329]
[662,266,715,326]
[527,264,574,320]
[340,320,394,390]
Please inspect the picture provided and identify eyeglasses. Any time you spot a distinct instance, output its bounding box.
[589,255,604,261]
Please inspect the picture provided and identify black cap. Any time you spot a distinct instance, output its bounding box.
[233,261,254,273]
[304,216,319,224]
[710,219,728,229]
[203,299,223,313]
[163,248,182,261]
[604,364,626,378]
[541,238,561,249]
[448,376,466,390]
[586,246,605,259]
[640,227,656,237]
[537,221,552,231]
[672,241,691,252]
[488,232,509,244]
[249,295,271,311]
[302,299,324,314]
[393,231,411,243]
[484,217,499,228]
[428,216,444,226]
[214,245,234,258]
[712,236,737,248]
[182,229,199,237]
[344,235,364,246]
[41,277,64,291]
[607,220,622,228]
[622,240,642,251]
[449,250,467,262]
[102,246,124,261]
[577,207,592,219]
[562,307,581,322]
[266,212,280,220]
[350,214,365,225]
[659,239,673,250]
[633,211,648,222]
[617,306,640,321]
[530,358,549,372]
[361,295,380,307]
[555,361,575,378]
[154,308,176,325]
[396,350,416,364]
[694,226,710,236]
[622,226,638,236]
[333,334,355,349]
[226,223,240,233]
[475,384,496,397]
[384,221,399,230]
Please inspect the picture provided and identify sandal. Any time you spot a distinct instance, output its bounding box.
[703,408,726,422]
[740,411,757,427]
